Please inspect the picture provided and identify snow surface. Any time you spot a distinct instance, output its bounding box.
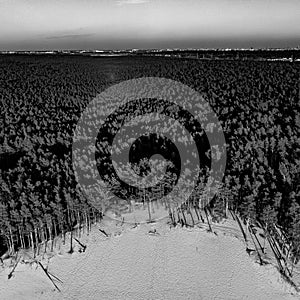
[0,217,299,300]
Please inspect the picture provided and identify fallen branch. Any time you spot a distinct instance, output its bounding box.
[47,270,63,284]
[99,229,109,237]
[37,261,61,292]
[74,238,87,252]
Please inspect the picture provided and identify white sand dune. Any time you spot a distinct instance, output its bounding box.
[0,217,299,300]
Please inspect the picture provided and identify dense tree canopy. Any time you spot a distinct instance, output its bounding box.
[0,55,299,257]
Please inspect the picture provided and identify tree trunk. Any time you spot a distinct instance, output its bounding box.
[147,201,152,222]
[49,225,54,252]
[189,209,195,226]
[181,208,188,226]
[204,208,213,232]
[77,211,81,238]
[34,228,39,257]
[43,228,47,254]
[18,226,24,249]
[68,231,74,254]
[53,221,57,248]
[9,227,15,254]
[193,206,200,221]
[63,229,66,245]
[30,231,34,255]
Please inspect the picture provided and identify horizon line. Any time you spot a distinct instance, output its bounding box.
[1,46,300,53]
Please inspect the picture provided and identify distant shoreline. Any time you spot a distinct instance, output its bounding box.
[1,48,299,62]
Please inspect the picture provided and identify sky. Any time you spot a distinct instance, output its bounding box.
[0,0,299,50]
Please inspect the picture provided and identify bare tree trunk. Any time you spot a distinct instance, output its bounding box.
[22,233,26,249]
[30,231,34,255]
[18,226,23,249]
[53,221,57,248]
[49,225,54,252]
[147,200,152,222]
[76,211,81,238]
[9,226,15,254]
[34,228,39,257]
[290,247,299,277]
[87,211,91,233]
[248,224,263,265]
[85,211,89,234]
[6,235,12,255]
[194,206,200,221]
[204,208,213,232]
[93,209,96,225]
[285,244,291,262]
[43,228,47,254]
[169,209,174,226]
[68,231,74,254]
[181,208,188,226]
[189,209,195,226]
[63,229,66,245]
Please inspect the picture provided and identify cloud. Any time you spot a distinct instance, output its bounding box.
[116,0,149,5]
[46,33,94,40]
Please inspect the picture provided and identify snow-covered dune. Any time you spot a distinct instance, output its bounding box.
[0,218,298,300]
